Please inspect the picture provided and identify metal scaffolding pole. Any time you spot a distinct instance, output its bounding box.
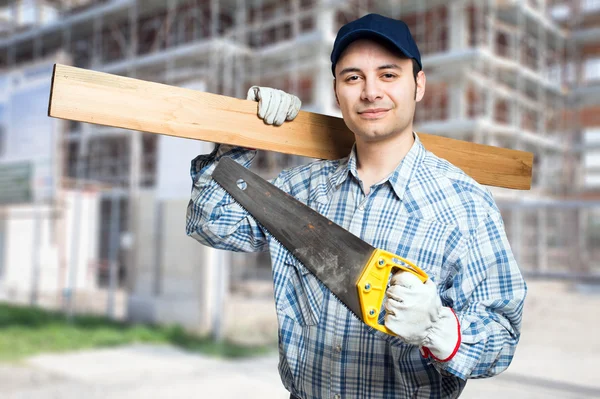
[29,205,42,305]
[65,123,89,319]
[125,0,140,294]
[106,190,121,319]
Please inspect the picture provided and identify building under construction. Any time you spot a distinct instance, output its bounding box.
[0,0,599,331]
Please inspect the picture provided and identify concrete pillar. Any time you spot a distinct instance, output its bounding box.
[537,149,546,189]
[7,0,17,66]
[208,0,221,94]
[570,208,583,273]
[449,80,467,120]
[579,208,590,274]
[513,6,525,151]
[92,16,102,67]
[126,192,231,336]
[511,209,523,268]
[486,0,497,53]
[449,1,467,51]
[0,217,5,283]
[312,2,335,115]
[12,0,20,28]
[537,207,547,272]
[234,0,247,99]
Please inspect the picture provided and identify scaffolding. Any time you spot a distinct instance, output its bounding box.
[1,0,599,290]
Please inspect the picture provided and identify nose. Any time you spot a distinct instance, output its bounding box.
[361,77,383,102]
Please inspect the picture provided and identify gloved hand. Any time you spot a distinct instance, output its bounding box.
[246,86,301,126]
[384,272,461,362]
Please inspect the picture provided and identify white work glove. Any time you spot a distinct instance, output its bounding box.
[384,272,461,362]
[246,86,301,126]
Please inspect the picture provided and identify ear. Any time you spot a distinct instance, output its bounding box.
[415,71,426,102]
[333,79,340,106]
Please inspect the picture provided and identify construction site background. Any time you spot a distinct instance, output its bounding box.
[0,0,599,397]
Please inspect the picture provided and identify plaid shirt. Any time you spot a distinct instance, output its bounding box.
[186,133,527,399]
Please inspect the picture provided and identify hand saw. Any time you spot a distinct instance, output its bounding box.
[212,157,428,335]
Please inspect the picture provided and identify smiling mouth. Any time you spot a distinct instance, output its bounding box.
[358,109,389,119]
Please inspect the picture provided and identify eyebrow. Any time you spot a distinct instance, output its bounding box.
[338,64,402,76]
[378,64,401,71]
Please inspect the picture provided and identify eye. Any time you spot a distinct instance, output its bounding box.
[382,73,396,79]
[346,75,360,82]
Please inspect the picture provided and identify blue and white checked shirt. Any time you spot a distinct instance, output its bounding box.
[186,133,527,399]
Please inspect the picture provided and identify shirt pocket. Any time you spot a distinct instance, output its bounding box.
[278,253,325,326]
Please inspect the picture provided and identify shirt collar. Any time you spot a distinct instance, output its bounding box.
[329,132,426,201]
[387,132,426,201]
[329,143,357,189]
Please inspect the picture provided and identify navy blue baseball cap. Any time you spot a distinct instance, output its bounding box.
[330,13,422,76]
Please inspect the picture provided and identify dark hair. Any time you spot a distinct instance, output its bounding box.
[410,58,420,84]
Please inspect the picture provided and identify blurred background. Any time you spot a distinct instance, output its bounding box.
[0,0,599,398]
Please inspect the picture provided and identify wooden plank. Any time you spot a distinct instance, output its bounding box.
[48,64,533,190]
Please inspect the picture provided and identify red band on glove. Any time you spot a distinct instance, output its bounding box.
[421,308,461,363]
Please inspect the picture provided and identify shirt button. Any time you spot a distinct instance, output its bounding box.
[358,204,365,211]
[335,344,342,353]
[333,395,341,399]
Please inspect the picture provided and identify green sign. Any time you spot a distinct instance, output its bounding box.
[0,162,32,205]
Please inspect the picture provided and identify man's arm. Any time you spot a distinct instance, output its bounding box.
[186,144,265,251]
[434,211,527,379]
[186,87,302,251]
[385,211,526,380]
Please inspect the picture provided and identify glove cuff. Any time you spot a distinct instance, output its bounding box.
[420,307,461,363]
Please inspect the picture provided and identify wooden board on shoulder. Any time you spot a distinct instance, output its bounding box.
[48,64,533,190]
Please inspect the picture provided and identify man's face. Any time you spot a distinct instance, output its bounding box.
[334,39,426,144]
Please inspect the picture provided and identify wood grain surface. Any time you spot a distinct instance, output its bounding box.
[48,64,533,190]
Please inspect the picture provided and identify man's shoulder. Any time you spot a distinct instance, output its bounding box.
[419,150,490,193]
[408,149,500,231]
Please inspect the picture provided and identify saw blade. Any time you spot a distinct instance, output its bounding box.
[212,157,377,321]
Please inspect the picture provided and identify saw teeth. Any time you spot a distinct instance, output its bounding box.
[213,179,364,324]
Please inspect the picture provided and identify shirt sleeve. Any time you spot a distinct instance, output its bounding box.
[433,211,527,380]
[185,144,269,253]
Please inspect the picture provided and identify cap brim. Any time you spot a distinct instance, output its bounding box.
[332,29,420,75]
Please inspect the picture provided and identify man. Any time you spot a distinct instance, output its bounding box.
[187,13,526,398]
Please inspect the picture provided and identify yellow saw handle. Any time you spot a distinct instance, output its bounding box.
[356,248,429,335]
